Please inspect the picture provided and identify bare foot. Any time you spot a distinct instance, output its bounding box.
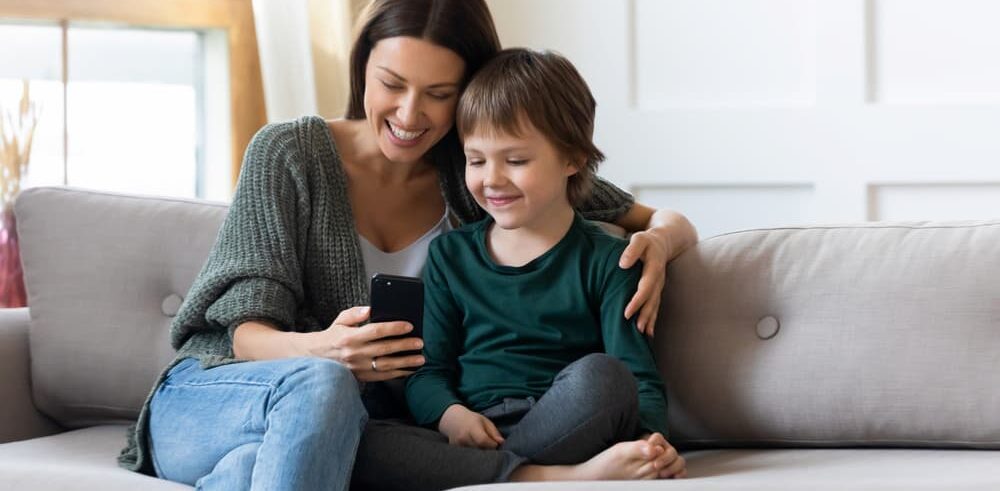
[511,440,661,482]
[644,433,687,479]
[574,440,663,480]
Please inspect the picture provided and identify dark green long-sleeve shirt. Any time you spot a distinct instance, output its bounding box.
[406,213,668,436]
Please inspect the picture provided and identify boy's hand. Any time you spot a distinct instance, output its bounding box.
[640,432,687,479]
[438,404,505,449]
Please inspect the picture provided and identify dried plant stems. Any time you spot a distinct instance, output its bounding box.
[0,80,40,210]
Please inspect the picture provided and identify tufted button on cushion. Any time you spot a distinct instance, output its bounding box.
[161,294,184,317]
[755,316,780,340]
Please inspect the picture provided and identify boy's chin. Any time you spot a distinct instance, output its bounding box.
[488,214,524,230]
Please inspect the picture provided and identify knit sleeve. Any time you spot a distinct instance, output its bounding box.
[170,121,310,350]
[575,175,635,223]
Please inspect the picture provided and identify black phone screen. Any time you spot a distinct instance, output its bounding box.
[369,273,424,342]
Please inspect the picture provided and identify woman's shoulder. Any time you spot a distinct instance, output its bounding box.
[240,116,343,177]
[249,115,332,153]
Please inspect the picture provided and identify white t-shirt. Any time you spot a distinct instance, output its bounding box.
[358,209,454,281]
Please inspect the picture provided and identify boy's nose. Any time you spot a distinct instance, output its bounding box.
[483,163,506,186]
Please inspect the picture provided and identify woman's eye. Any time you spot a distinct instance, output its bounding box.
[380,80,403,91]
[428,92,455,101]
[467,159,485,166]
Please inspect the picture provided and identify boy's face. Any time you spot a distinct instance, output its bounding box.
[463,119,579,231]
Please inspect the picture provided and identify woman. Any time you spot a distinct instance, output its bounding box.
[119,0,697,489]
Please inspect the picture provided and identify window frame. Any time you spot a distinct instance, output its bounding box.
[0,0,267,189]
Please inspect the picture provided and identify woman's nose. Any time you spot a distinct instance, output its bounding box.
[396,92,421,127]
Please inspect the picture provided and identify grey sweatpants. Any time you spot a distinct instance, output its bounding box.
[351,353,641,491]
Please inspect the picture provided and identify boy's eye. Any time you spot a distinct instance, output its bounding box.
[507,159,529,165]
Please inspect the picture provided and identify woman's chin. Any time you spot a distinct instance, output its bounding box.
[377,135,437,165]
[379,144,425,165]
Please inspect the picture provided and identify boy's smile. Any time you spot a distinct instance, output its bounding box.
[484,194,521,207]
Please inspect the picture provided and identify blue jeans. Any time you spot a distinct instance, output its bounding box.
[148,357,368,491]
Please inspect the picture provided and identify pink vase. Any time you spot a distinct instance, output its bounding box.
[0,206,27,308]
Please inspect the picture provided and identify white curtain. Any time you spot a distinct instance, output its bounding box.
[251,0,359,122]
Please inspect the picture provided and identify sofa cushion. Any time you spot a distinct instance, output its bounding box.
[658,221,1000,449]
[15,187,227,428]
[0,425,190,490]
[452,448,1000,490]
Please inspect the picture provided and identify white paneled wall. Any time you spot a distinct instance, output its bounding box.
[873,0,1000,104]
[641,184,816,238]
[487,0,1000,239]
[635,0,817,108]
[868,183,1000,221]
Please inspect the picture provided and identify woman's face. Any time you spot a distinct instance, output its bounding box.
[364,36,466,165]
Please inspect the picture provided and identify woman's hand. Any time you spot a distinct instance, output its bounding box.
[438,404,505,449]
[615,205,698,337]
[305,306,425,382]
[619,230,668,336]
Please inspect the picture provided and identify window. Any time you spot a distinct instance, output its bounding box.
[0,0,264,201]
[0,24,63,190]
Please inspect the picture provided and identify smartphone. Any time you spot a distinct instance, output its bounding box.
[369,273,424,356]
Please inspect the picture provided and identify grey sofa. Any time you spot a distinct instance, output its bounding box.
[1,186,998,490]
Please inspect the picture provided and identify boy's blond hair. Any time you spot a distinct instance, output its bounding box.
[456,48,605,207]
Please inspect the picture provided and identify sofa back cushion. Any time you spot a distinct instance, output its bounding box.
[15,187,227,428]
[659,221,1000,449]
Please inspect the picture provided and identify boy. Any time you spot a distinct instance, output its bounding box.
[405,48,686,481]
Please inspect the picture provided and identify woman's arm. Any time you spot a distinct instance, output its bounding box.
[232,309,424,382]
[232,320,305,360]
[614,203,698,335]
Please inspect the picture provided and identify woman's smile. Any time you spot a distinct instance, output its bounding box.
[363,36,465,164]
[385,120,428,147]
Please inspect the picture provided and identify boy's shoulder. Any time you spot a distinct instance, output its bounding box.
[576,217,630,256]
[429,218,489,254]
[574,218,642,286]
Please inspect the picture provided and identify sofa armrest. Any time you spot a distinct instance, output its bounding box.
[0,308,61,443]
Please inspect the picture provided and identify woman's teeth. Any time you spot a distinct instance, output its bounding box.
[388,121,425,141]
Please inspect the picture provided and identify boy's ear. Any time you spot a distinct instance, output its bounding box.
[563,154,584,177]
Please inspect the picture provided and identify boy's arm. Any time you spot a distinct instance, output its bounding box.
[599,252,670,437]
[405,242,466,426]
